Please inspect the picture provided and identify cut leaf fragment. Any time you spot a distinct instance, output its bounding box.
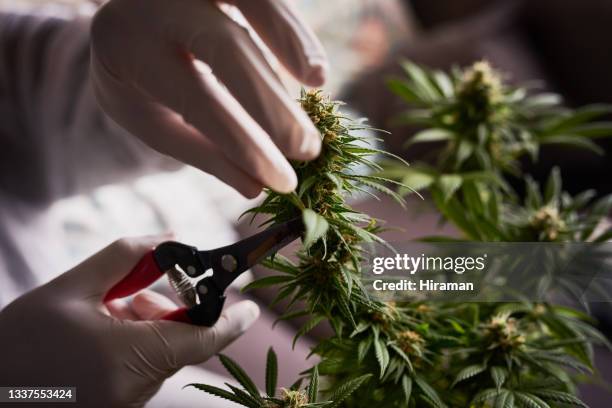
[302,208,329,248]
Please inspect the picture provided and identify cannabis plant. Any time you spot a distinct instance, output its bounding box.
[384,61,612,242]
[189,82,611,407]
[191,90,419,406]
[187,349,334,408]
[383,60,612,243]
[387,60,612,175]
[380,60,612,406]
[501,168,612,243]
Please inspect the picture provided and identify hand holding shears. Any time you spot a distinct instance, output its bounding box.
[0,220,302,407]
[104,217,303,325]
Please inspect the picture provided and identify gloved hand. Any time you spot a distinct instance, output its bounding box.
[0,235,260,408]
[90,0,328,198]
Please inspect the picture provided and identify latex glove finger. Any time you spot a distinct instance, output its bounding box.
[150,300,260,367]
[91,59,263,197]
[131,290,178,321]
[92,46,297,193]
[137,54,297,193]
[231,0,328,86]
[190,9,321,160]
[106,298,139,320]
[91,0,328,193]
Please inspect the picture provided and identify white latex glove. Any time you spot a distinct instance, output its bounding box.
[0,236,260,408]
[90,0,328,198]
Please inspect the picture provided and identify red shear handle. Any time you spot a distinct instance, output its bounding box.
[104,251,195,324]
[104,251,164,302]
[160,308,192,323]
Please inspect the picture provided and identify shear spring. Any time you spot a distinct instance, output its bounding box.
[166,267,198,307]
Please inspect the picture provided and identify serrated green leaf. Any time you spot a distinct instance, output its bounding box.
[433,70,454,97]
[357,336,373,362]
[373,338,390,378]
[490,366,507,390]
[402,375,413,405]
[218,354,261,401]
[437,174,463,202]
[387,78,421,103]
[540,135,604,154]
[293,315,325,348]
[407,129,454,146]
[544,104,612,133]
[524,93,562,108]
[224,384,261,408]
[532,390,587,407]
[265,348,278,397]
[515,392,551,408]
[544,167,562,205]
[471,388,501,404]
[186,383,252,407]
[401,61,440,101]
[389,344,414,373]
[308,365,320,403]
[328,374,372,408]
[451,364,486,387]
[494,390,514,408]
[415,376,446,408]
[400,171,435,194]
[456,140,474,168]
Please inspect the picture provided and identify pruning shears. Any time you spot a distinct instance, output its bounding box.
[104,217,303,326]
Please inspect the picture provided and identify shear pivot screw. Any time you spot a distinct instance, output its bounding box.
[186,265,197,276]
[221,254,238,272]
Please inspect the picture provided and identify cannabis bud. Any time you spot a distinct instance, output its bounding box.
[279,389,309,408]
[397,330,425,356]
[529,206,566,241]
[484,314,525,349]
[458,61,504,107]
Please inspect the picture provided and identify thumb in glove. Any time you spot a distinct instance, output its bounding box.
[0,236,260,408]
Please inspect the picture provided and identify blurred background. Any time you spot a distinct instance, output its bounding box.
[339,0,612,198]
[1,0,611,405]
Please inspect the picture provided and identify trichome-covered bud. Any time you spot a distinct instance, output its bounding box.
[484,313,525,349]
[280,388,309,408]
[397,330,425,356]
[530,206,567,241]
[456,60,507,127]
